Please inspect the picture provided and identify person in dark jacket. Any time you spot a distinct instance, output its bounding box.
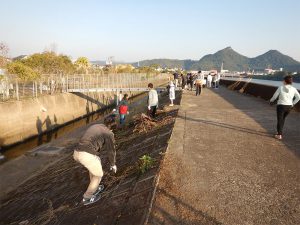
[73,123,117,205]
[181,74,186,89]
[189,74,194,90]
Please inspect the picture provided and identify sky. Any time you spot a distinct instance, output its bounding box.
[1,0,300,62]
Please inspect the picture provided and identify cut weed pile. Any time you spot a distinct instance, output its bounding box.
[132,111,175,134]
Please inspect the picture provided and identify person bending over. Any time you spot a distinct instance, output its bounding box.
[73,122,117,205]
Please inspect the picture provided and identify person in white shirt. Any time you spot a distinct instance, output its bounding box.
[169,81,175,106]
[147,83,159,118]
[270,75,300,140]
[207,74,212,88]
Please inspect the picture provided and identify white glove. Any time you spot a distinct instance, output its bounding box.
[110,165,117,173]
[148,106,151,110]
[127,111,130,115]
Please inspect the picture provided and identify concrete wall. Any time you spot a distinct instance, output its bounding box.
[0,79,168,146]
[0,92,117,146]
[220,79,300,112]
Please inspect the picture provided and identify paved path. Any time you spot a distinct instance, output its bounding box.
[148,87,300,225]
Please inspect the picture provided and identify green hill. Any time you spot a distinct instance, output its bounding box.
[133,47,300,72]
[249,50,300,71]
[192,47,250,71]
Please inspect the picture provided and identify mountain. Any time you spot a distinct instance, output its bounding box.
[191,47,250,71]
[249,50,300,71]
[132,47,300,72]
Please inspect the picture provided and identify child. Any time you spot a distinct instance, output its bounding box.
[169,81,175,106]
[119,94,129,125]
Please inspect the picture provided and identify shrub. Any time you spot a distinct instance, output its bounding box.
[7,61,40,81]
[138,154,155,174]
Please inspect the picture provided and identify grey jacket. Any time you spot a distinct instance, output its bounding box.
[76,124,116,166]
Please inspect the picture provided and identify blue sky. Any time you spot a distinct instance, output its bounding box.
[1,0,300,62]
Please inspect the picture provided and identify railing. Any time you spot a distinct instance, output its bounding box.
[0,73,168,102]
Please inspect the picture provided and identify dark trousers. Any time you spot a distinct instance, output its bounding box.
[276,105,292,135]
[190,82,193,90]
[149,106,157,118]
[196,84,202,96]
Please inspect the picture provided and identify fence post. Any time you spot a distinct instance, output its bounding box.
[16,80,19,100]
[35,81,38,98]
[66,75,68,92]
[32,82,35,97]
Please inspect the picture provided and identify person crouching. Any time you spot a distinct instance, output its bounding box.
[73,122,117,205]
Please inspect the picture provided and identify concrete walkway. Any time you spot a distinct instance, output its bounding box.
[148,87,300,225]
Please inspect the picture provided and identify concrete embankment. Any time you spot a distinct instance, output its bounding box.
[0,91,116,146]
[0,80,167,147]
[220,78,300,112]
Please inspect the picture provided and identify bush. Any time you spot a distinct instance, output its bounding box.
[21,52,75,74]
[7,62,40,81]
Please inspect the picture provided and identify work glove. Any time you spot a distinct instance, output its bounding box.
[148,106,151,110]
[110,165,117,174]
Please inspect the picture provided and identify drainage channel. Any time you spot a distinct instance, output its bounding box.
[1,91,152,161]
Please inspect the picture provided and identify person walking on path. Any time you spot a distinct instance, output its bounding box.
[270,75,300,140]
[148,83,159,118]
[189,74,194,91]
[195,75,202,96]
[118,94,129,126]
[73,123,117,205]
[169,81,175,106]
[207,73,212,88]
[181,73,187,90]
[173,72,179,87]
[215,73,220,88]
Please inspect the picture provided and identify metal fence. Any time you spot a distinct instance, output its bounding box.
[0,73,168,102]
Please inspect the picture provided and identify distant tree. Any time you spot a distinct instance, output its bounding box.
[0,42,9,68]
[21,52,75,74]
[115,64,134,73]
[7,61,40,81]
[75,57,89,74]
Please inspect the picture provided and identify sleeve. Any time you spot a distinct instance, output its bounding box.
[270,87,280,102]
[293,89,300,106]
[106,135,116,166]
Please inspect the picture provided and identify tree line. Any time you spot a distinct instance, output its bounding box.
[0,42,160,82]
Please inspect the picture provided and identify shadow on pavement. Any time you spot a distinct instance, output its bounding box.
[177,115,272,137]
[213,87,300,157]
[149,188,222,225]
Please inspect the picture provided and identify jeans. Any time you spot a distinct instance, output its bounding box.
[120,114,126,125]
[196,84,202,96]
[73,150,103,199]
[276,105,292,135]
